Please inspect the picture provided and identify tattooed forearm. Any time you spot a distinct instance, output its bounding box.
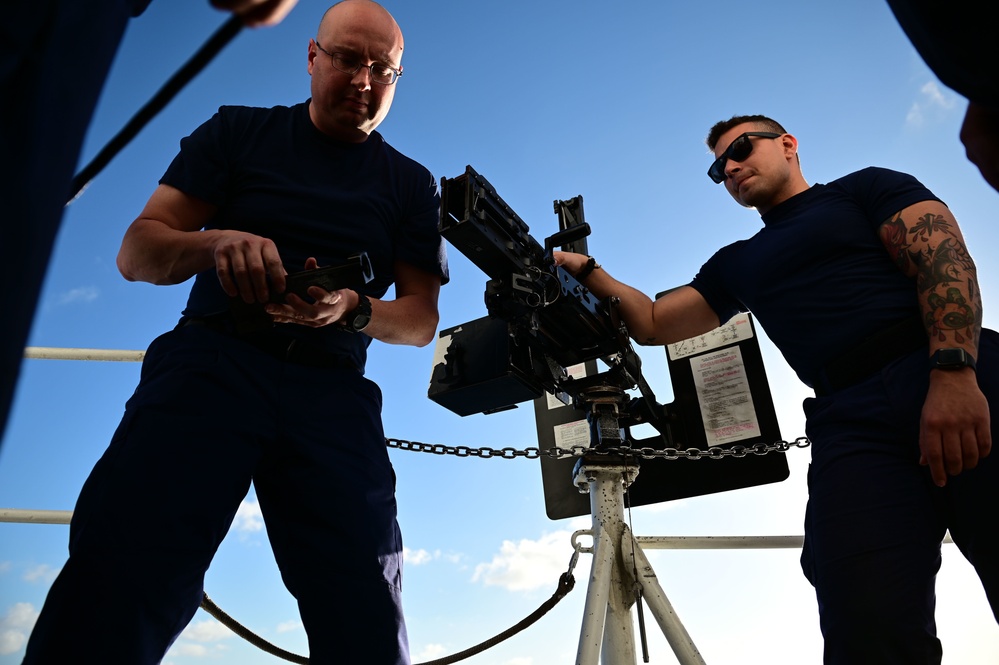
[916,236,981,347]
[879,205,983,350]
[925,281,983,345]
[914,236,978,294]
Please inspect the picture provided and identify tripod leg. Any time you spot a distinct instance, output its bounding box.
[576,525,616,664]
[576,463,639,665]
[624,530,706,665]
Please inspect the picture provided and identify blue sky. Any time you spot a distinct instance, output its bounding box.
[2,1,998,663]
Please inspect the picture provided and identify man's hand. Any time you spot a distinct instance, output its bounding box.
[264,257,355,327]
[213,231,286,303]
[920,368,992,487]
[552,251,591,276]
[210,0,298,27]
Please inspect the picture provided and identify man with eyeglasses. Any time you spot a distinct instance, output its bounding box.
[556,114,998,664]
[21,2,446,664]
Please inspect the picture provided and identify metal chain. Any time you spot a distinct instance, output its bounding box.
[385,437,810,460]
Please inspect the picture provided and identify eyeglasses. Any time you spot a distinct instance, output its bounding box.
[707,132,782,183]
[314,40,402,85]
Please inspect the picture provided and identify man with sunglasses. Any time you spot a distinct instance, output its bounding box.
[22,2,447,664]
[556,114,997,664]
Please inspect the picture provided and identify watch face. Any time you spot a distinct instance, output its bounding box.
[932,348,972,370]
[937,349,963,365]
[349,295,372,331]
[352,313,371,331]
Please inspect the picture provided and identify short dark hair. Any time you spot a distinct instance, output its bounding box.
[706,115,787,150]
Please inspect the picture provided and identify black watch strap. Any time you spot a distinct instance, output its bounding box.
[928,348,976,371]
[343,293,372,332]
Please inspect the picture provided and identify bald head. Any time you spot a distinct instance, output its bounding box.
[308,0,405,141]
[318,1,403,57]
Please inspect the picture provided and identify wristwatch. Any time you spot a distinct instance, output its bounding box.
[928,348,976,371]
[342,293,372,332]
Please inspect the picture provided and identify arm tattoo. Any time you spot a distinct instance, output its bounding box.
[879,213,911,272]
[880,210,982,347]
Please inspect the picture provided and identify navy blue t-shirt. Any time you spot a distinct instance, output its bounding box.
[160,102,449,370]
[689,167,940,386]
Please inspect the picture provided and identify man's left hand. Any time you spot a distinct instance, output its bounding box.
[920,369,992,486]
[264,257,357,328]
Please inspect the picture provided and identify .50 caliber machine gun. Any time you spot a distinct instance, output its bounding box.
[428,165,665,436]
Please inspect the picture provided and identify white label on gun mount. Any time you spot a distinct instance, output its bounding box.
[553,419,590,457]
[666,314,754,361]
[691,346,761,447]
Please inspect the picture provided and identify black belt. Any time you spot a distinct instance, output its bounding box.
[177,315,359,371]
[812,315,927,397]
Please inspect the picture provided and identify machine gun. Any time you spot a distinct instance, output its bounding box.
[428,166,664,431]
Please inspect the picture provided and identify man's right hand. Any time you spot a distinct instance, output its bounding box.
[552,251,590,277]
[212,230,287,303]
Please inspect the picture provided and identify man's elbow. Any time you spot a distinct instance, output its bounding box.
[116,250,141,282]
[116,248,178,285]
[409,310,440,347]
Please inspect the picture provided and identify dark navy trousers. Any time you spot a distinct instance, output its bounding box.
[801,329,999,664]
[23,325,409,664]
[1,0,136,442]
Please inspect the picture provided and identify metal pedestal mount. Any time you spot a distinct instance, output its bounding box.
[570,387,706,665]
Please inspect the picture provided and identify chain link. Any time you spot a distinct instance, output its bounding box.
[386,437,810,460]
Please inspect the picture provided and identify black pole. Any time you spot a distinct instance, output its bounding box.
[67,15,243,205]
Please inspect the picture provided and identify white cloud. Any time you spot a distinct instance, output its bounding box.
[170,642,209,657]
[502,659,534,665]
[23,564,58,584]
[0,603,39,656]
[472,531,571,592]
[403,547,464,566]
[906,80,958,129]
[0,631,26,658]
[179,618,235,643]
[165,621,235,661]
[404,547,433,565]
[56,286,99,305]
[276,619,302,633]
[165,639,232,660]
[414,643,448,660]
[920,80,956,110]
[232,499,264,534]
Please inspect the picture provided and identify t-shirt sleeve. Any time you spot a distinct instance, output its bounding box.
[844,167,944,228]
[688,244,746,325]
[159,107,233,207]
[395,166,450,286]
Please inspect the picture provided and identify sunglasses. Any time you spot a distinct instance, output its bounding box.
[707,132,782,184]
